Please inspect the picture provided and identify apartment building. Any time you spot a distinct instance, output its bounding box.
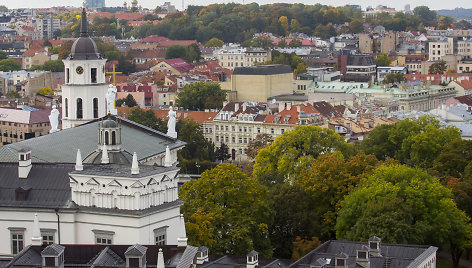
[36,16,61,39]
[217,48,270,70]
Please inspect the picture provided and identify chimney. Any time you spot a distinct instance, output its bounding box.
[368,236,381,257]
[131,152,139,175]
[246,251,258,268]
[164,146,172,167]
[287,102,292,110]
[234,103,240,112]
[157,248,165,268]
[242,103,247,112]
[75,149,83,171]
[196,247,209,264]
[101,145,109,164]
[32,213,42,246]
[177,214,188,247]
[356,246,369,268]
[18,148,32,179]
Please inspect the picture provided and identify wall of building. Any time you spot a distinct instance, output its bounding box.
[231,73,294,102]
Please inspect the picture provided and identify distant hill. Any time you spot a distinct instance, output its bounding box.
[436,8,472,19]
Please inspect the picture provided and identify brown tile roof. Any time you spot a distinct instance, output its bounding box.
[455,80,472,90]
[117,107,218,124]
[128,49,166,59]
[455,95,472,106]
[22,47,47,57]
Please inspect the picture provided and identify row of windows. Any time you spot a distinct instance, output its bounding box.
[10,228,168,255]
[215,125,260,133]
[64,98,99,119]
[216,136,253,144]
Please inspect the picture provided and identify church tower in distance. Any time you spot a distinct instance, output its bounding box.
[62,8,108,129]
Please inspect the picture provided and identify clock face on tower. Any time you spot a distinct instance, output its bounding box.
[76,66,84,74]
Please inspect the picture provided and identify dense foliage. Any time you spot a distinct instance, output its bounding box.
[176,82,226,110]
[179,164,273,256]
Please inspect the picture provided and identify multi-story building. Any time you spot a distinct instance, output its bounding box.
[428,37,472,61]
[85,0,105,8]
[231,65,295,102]
[0,107,56,146]
[36,16,61,39]
[217,48,270,70]
[338,54,376,82]
[376,66,408,83]
[358,31,398,55]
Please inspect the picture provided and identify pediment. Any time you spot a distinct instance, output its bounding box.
[107,180,122,187]
[69,176,78,184]
[130,181,144,188]
[86,178,99,185]
[161,175,170,182]
[147,178,158,186]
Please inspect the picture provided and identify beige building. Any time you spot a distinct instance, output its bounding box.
[458,61,472,73]
[0,107,58,146]
[217,48,270,70]
[358,32,398,54]
[231,65,295,102]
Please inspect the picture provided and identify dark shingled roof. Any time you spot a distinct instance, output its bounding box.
[0,163,73,209]
[347,54,375,66]
[125,244,148,256]
[41,244,65,256]
[176,246,199,268]
[233,65,292,76]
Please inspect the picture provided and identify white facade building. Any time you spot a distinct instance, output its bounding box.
[61,8,108,129]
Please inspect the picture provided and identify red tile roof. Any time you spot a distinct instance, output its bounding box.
[455,80,472,90]
[140,35,171,43]
[22,47,47,57]
[164,58,194,73]
[156,40,197,48]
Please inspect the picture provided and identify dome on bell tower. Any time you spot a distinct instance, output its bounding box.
[69,8,101,60]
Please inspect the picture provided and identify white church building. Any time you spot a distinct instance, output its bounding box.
[0,8,187,258]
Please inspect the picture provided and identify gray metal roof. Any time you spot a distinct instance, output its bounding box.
[125,244,148,256]
[90,246,125,267]
[41,244,65,256]
[176,246,199,268]
[233,65,292,76]
[70,164,179,178]
[0,115,185,164]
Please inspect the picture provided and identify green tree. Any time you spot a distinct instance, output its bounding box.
[253,125,350,184]
[185,43,201,62]
[36,87,54,96]
[437,15,453,30]
[288,38,302,48]
[374,53,392,66]
[205,37,224,47]
[269,183,320,258]
[349,19,364,33]
[179,164,273,256]
[0,59,21,72]
[0,5,8,12]
[246,133,273,159]
[0,51,7,60]
[5,91,21,99]
[361,116,460,168]
[176,82,226,110]
[278,39,287,48]
[176,119,216,173]
[433,139,472,180]
[42,60,65,72]
[382,73,406,84]
[166,45,187,59]
[336,164,472,268]
[215,142,231,162]
[126,108,167,132]
[429,60,447,74]
[295,152,380,239]
[116,94,137,107]
[413,6,437,26]
[117,57,136,75]
[293,62,308,75]
[456,20,472,30]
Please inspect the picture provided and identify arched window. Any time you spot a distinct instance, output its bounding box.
[76,98,83,119]
[65,98,68,118]
[105,131,109,145]
[93,98,98,118]
[111,131,116,145]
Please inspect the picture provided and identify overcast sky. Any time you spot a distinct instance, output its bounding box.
[2,0,471,12]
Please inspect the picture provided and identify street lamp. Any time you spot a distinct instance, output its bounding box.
[195,162,200,174]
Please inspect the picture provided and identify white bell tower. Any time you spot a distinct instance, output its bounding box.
[61,7,108,129]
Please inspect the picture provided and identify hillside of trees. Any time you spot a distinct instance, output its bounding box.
[57,4,463,43]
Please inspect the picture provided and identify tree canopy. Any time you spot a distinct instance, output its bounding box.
[179,164,273,256]
[374,53,392,66]
[429,61,447,74]
[252,125,350,184]
[115,94,138,108]
[166,45,187,59]
[205,37,224,47]
[336,164,472,268]
[36,87,54,96]
[0,59,21,72]
[176,82,226,110]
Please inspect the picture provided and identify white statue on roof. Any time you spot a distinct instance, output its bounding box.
[167,106,177,138]
[106,84,117,115]
[48,105,60,133]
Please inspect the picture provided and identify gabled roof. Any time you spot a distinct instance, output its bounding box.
[42,244,65,256]
[125,244,147,256]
